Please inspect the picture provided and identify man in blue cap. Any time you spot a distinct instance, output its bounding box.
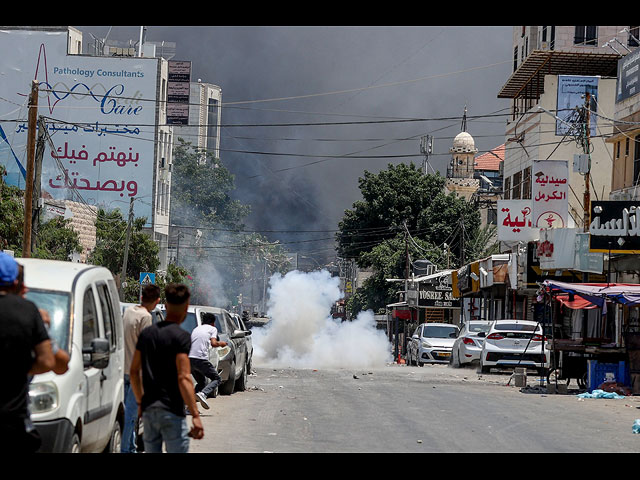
[0,252,55,452]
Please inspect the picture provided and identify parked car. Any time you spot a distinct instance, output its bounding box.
[449,320,493,368]
[231,312,253,374]
[479,319,549,374]
[120,302,164,324]
[158,304,249,395]
[18,258,125,453]
[406,322,460,366]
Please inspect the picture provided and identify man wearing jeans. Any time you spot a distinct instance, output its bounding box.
[130,284,204,453]
[190,312,227,408]
[121,284,160,453]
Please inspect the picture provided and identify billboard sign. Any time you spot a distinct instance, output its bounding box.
[167,60,191,125]
[556,75,599,137]
[0,30,159,224]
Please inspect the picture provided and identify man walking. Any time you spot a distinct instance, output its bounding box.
[190,312,227,408]
[0,252,55,452]
[121,284,161,453]
[130,283,203,453]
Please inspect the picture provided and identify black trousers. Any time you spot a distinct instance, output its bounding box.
[190,357,222,398]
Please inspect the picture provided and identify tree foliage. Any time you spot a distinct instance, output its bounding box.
[337,162,493,316]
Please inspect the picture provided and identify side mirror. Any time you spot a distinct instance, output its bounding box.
[83,337,110,369]
[231,330,246,339]
[412,334,419,340]
[243,330,252,336]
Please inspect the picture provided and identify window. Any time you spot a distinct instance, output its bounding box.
[626,137,630,156]
[617,141,621,159]
[97,283,116,350]
[487,208,497,225]
[629,26,639,47]
[82,288,99,356]
[512,171,522,199]
[574,26,597,46]
[504,177,511,200]
[522,167,531,199]
[513,46,518,72]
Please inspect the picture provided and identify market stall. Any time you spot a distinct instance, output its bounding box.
[541,280,640,392]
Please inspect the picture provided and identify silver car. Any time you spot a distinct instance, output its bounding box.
[449,321,492,368]
[406,323,460,366]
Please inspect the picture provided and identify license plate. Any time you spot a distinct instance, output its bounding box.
[438,352,451,357]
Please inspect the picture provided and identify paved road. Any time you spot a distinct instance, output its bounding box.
[188,364,640,453]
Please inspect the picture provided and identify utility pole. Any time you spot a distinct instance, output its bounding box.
[119,197,135,301]
[583,92,591,233]
[22,81,38,258]
[31,116,47,254]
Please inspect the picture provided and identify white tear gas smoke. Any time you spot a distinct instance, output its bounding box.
[251,269,393,369]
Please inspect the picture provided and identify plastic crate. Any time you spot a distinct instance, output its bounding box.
[587,360,630,392]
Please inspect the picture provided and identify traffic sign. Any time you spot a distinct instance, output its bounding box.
[139,272,156,285]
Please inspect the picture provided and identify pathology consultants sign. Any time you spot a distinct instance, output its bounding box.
[0,30,159,224]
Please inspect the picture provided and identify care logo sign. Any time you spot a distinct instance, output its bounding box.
[0,30,159,225]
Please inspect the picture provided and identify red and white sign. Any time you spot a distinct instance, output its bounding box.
[497,200,539,242]
[532,160,569,229]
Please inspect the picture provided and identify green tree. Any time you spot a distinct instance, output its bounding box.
[89,207,159,280]
[336,162,486,316]
[0,165,81,260]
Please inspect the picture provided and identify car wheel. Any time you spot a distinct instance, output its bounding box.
[235,358,248,392]
[450,348,460,368]
[103,420,122,453]
[69,433,81,453]
[480,363,491,374]
[219,359,236,395]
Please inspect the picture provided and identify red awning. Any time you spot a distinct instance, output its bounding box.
[393,309,417,320]
[556,295,597,310]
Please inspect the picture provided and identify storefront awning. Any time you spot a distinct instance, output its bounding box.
[556,294,597,310]
[543,280,640,313]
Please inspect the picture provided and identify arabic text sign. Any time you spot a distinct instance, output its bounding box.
[0,30,158,224]
[497,200,539,242]
[590,201,640,253]
[532,160,568,229]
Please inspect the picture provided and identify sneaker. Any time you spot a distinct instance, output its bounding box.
[196,391,210,410]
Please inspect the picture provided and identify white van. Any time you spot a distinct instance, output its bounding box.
[18,258,125,453]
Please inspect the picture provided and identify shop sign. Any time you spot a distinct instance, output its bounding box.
[538,228,577,270]
[497,200,538,242]
[616,47,640,103]
[418,282,460,309]
[589,201,640,253]
[532,160,569,229]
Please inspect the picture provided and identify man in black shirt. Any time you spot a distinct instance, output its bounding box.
[130,283,204,453]
[0,252,54,452]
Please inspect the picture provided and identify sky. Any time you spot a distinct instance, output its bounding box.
[75,25,514,268]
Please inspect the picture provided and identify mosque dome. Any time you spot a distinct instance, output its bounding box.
[450,131,477,154]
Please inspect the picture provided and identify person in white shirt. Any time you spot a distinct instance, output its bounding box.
[189,312,227,409]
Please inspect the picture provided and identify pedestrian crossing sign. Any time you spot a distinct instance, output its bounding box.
[139,272,156,285]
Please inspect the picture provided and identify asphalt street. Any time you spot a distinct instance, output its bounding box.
[187,364,640,453]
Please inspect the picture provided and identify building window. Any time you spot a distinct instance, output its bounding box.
[487,208,497,225]
[574,26,597,46]
[522,167,531,199]
[512,171,522,199]
[629,26,639,47]
[626,137,630,156]
[513,46,518,72]
[504,177,511,200]
[617,141,621,159]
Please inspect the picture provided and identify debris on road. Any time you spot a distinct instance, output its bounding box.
[577,389,626,400]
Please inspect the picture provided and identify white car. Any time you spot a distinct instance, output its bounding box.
[19,258,125,453]
[479,319,549,374]
[449,320,492,367]
[406,323,460,366]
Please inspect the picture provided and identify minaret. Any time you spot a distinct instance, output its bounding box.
[445,106,479,200]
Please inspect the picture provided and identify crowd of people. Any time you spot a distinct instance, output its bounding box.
[0,251,225,454]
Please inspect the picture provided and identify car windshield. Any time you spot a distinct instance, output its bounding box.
[24,289,72,353]
[469,323,492,334]
[423,325,458,338]
[494,323,538,332]
[180,312,198,334]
